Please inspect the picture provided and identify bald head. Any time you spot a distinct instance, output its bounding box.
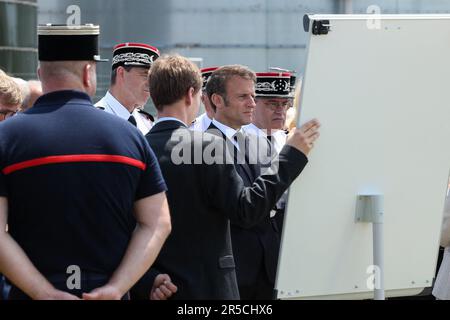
[38,61,97,97]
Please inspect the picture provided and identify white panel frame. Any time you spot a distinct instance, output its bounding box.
[276,14,450,300]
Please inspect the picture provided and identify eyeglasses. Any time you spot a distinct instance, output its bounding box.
[262,100,293,111]
[0,110,18,121]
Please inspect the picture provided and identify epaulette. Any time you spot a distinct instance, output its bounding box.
[137,109,155,122]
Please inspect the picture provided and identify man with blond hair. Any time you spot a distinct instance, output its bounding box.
[0,69,22,121]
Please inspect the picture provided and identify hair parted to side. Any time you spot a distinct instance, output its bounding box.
[0,70,23,107]
[148,54,202,111]
[205,65,256,111]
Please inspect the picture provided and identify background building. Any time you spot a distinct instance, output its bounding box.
[0,0,38,79]
[2,0,450,113]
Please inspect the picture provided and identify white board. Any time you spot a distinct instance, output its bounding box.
[276,14,450,300]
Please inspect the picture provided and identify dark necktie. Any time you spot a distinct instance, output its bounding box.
[233,131,247,153]
[266,135,274,156]
[128,115,137,127]
[233,131,251,166]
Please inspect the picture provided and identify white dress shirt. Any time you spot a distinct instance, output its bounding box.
[211,119,242,151]
[243,123,287,154]
[190,113,213,132]
[133,108,153,135]
[243,123,288,218]
[95,91,150,135]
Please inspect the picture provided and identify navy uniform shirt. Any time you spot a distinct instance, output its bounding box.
[0,90,167,277]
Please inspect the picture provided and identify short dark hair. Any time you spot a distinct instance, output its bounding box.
[148,54,202,111]
[110,65,134,85]
[205,65,256,112]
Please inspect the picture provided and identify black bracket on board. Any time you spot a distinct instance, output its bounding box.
[303,14,331,35]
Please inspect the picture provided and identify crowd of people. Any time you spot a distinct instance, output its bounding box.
[0,23,319,301]
[0,23,448,301]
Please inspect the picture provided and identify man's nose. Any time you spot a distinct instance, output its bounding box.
[248,97,256,108]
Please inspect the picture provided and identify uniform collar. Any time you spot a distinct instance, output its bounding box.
[103,91,133,120]
[33,90,93,108]
[243,123,287,154]
[243,123,286,139]
[190,113,213,131]
[243,123,267,137]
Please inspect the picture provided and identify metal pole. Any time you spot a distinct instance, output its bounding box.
[355,195,385,300]
[373,221,385,300]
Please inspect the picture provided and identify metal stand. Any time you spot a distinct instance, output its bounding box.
[355,195,385,300]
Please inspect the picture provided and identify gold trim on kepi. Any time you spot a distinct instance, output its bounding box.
[37,24,100,35]
[37,24,108,62]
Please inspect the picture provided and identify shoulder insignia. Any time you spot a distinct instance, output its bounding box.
[137,109,155,122]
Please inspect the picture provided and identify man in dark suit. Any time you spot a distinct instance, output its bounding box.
[143,54,320,300]
[205,67,294,299]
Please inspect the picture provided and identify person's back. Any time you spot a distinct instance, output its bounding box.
[147,126,241,299]
[0,24,171,300]
[0,90,158,277]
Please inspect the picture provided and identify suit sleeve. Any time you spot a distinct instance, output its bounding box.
[203,138,308,228]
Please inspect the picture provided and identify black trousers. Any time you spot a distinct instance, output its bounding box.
[238,266,275,300]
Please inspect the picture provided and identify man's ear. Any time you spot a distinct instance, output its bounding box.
[116,66,125,82]
[83,63,92,88]
[185,87,195,106]
[83,63,97,96]
[37,67,41,81]
[211,93,223,110]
